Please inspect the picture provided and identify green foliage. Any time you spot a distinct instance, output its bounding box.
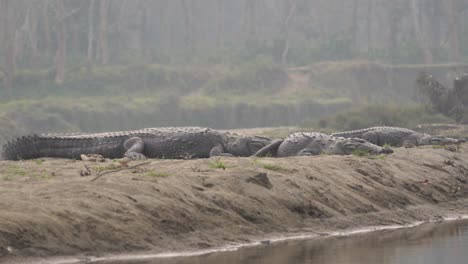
[203,57,288,94]
[6,64,214,100]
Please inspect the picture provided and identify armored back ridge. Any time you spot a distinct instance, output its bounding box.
[0,127,272,160]
[253,132,393,157]
[331,126,463,147]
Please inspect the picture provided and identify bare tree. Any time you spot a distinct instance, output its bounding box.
[2,0,17,97]
[281,0,296,66]
[366,0,374,54]
[54,0,66,84]
[139,0,149,59]
[41,0,52,57]
[180,0,194,52]
[96,0,110,64]
[351,0,359,52]
[244,0,258,42]
[87,0,96,70]
[216,0,226,49]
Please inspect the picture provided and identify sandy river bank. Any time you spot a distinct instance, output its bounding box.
[1,144,468,262]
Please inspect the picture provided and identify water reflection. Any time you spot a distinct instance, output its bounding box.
[96,220,468,264]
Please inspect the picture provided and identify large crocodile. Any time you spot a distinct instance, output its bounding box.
[0,127,271,160]
[331,126,464,147]
[253,132,393,157]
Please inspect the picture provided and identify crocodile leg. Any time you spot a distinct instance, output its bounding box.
[251,139,284,157]
[209,145,234,157]
[123,137,146,159]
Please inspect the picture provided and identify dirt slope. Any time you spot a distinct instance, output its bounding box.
[1,144,468,261]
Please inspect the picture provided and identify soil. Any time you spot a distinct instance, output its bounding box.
[1,144,468,262]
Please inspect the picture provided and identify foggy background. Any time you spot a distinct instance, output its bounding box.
[0,0,467,141]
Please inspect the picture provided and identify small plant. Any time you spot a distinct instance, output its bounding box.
[209,159,227,170]
[145,170,171,178]
[383,143,392,148]
[351,149,370,157]
[432,145,444,149]
[35,158,45,165]
[262,163,284,171]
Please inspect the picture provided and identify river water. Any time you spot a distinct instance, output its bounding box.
[92,220,468,264]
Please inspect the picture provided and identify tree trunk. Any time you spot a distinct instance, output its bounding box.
[389,2,401,64]
[366,0,374,54]
[410,0,433,63]
[180,0,193,52]
[281,0,296,66]
[87,0,95,71]
[28,2,39,63]
[54,0,66,84]
[96,0,110,65]
[42,0,51,58]
[351,0,359,53]
[216,0,225,49]
[445,0,462,62]
[430,0,442,54]
[139,0,148,59]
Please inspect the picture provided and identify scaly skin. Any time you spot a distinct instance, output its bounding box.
[0,127,271,160]
[330,126,464,147]
[253,132,393,157]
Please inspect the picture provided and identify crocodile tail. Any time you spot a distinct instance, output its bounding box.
[251,139,284,157]
[0,135,41,160]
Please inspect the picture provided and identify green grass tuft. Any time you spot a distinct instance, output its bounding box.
[368,154,387,160]
[351,149,371,157]
[209,159,227,170]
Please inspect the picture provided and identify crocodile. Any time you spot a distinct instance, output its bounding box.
[330,126,464,147]
[253,132,393,157]
[0,127,272,160]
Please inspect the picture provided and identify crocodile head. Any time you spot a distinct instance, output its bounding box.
[337,138,394,155]
[419,135,464,146]
[226,136,272,156]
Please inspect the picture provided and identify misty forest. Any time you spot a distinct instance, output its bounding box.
[1,0,468,140]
